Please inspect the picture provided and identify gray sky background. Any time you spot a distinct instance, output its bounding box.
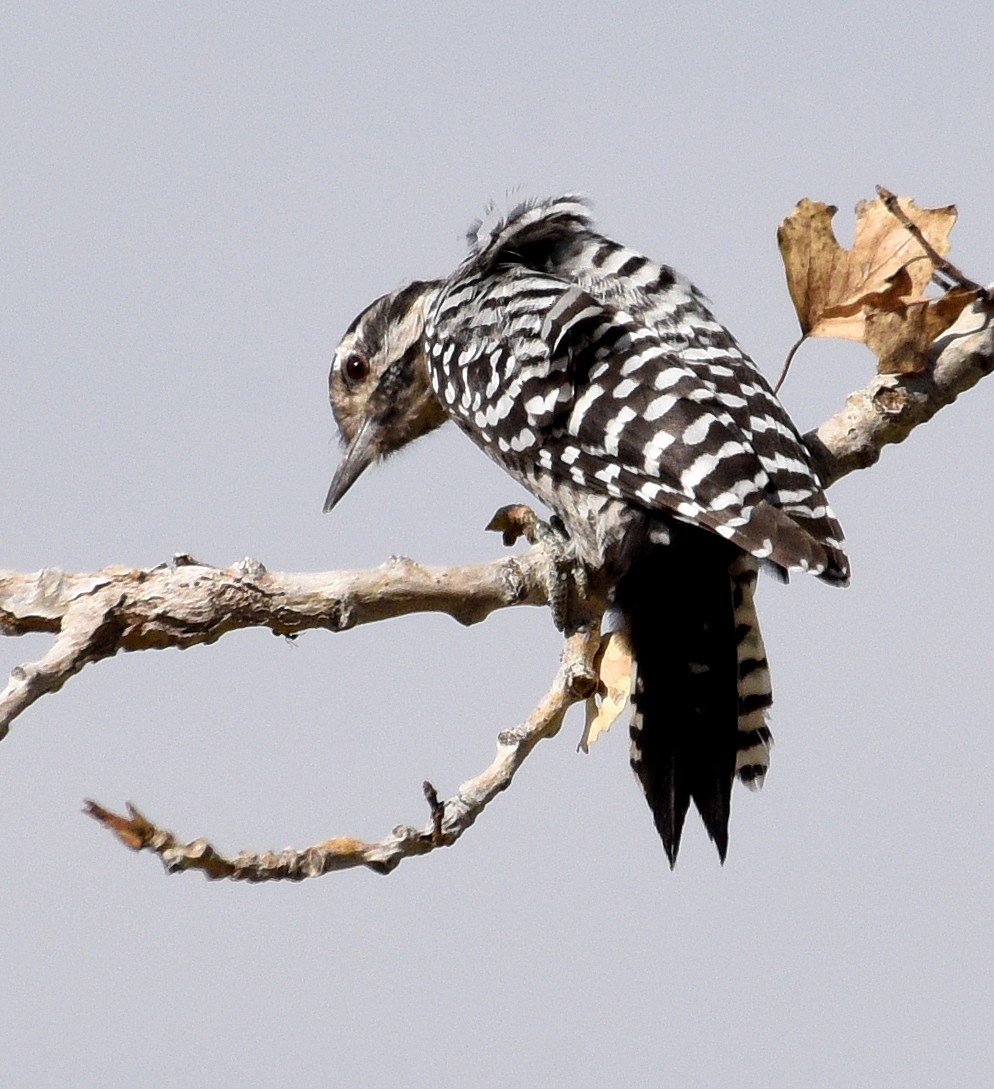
[3,5,992,1087]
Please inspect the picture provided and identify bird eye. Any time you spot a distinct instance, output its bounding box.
[342,352,370,385]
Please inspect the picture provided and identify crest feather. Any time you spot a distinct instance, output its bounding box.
[465,194,593,268]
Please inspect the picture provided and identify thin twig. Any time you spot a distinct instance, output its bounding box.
[876,185,991,301]
[773,333,807,394]
[83,625,603,880]
[422,781,445,846]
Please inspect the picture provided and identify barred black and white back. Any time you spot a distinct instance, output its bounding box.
[429,197,846,582]
[325,195,849,864]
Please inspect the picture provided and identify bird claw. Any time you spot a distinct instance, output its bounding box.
[533,515,590,631]
[487,505,588,631]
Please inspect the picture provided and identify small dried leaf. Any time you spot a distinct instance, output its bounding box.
[83,799,154,850]
[579,630,633,753]
[778,195,958,341]
[485,504,541,546]
[865,288,975,375]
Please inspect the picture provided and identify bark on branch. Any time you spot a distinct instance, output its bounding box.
[3,289,992,880]
[0,550,552,741]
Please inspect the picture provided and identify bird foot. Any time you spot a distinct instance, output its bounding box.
[486,505,589,631]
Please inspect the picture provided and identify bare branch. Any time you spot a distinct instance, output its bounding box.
[0,550,552,740]
[773,333,807,394]
[422,781,446,846]
[804,289,994,486]
[83,624,601,879]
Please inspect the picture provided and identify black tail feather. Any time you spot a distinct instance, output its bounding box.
[617,524,741,866]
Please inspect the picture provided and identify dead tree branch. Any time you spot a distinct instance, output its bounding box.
[805,289,994,486]
[83,625,600,879]
[0,550,552,741]
[3,261,992,882]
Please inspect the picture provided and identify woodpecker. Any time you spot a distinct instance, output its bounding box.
[323,196,848,865]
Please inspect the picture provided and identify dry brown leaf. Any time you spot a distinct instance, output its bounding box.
[579,630,633,753]
[485,503,541,546]
[83,800,155,850]
[864,288,975,375]
[778,195,957,340]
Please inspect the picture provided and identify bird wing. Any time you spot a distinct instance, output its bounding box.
[431,196,848,582]
[428,261,847,582]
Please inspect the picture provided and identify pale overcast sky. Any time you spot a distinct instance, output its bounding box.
[3,5,993,1088]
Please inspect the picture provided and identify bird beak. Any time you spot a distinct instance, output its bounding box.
[323,419,376,512]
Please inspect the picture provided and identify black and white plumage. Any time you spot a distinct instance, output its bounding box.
[324,196,849,865]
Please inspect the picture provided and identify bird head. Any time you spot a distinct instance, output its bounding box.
[324,280,446,512]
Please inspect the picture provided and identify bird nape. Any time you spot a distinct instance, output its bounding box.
[323,195,848,866]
